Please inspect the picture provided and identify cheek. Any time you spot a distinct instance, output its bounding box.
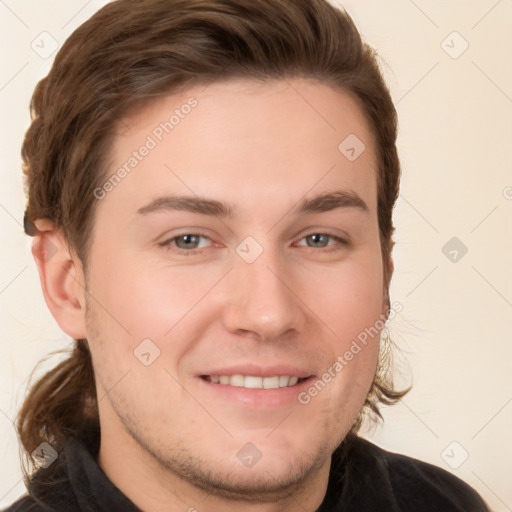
[87,252,220,341]
[303,253,385,343]
[301,251,384,397]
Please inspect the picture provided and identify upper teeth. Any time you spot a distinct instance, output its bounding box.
[207,375,300,389]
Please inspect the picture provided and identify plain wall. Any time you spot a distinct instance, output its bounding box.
[1,0,511,510]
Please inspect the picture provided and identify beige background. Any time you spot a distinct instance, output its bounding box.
[1,0,511,510]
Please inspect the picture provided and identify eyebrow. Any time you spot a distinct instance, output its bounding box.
[294,190,369,215]
[136,195,234,217]
[136,190,369,218]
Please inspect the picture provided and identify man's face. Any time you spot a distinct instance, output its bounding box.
[84,78,387,497]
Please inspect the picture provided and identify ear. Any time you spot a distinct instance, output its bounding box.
[31,219,88,339]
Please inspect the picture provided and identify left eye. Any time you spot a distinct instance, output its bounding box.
[297,233,344,248]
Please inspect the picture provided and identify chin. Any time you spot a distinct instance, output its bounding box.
[178,448,326,502]
[131,418,331,502]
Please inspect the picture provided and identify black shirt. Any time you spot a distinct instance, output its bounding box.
[3,432,490,512]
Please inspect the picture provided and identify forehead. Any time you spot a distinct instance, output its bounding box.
[99,78,378,223]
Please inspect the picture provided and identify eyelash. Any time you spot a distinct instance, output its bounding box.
[159,233,348,256]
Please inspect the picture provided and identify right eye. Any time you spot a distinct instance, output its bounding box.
[159,233,213,254]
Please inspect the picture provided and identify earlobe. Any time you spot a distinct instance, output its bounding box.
[31,219,88,340]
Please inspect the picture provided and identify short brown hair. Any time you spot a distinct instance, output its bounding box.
[20,0,408,484]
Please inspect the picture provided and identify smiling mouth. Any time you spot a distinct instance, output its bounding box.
[201,375,309,389]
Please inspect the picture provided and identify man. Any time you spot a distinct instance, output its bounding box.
[5,0,490,510]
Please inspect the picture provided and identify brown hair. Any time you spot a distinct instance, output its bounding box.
[20,0,409,482]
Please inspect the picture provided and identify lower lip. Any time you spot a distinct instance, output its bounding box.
[197,377,315,408]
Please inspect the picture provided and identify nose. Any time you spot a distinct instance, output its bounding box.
[220,247,306,341]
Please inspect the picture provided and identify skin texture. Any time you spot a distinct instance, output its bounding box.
[33,78,391,512]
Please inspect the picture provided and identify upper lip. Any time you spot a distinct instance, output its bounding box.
[199,364,314,379]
